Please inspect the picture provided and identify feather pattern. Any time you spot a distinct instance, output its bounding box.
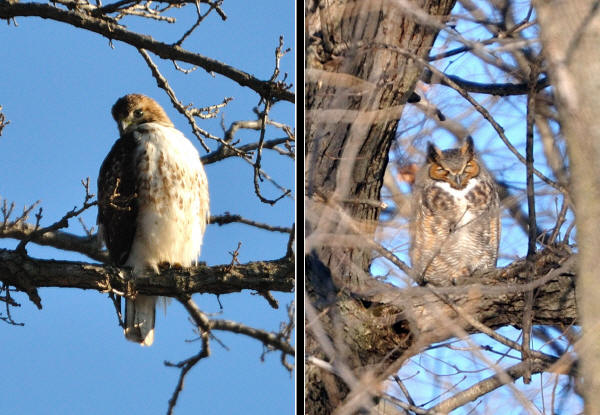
[410,138,500,286]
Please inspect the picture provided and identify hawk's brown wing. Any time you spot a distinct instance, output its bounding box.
[97,133,138,266]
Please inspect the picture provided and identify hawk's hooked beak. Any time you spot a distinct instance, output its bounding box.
[118,119,131,135]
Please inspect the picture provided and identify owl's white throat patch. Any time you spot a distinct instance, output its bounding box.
[434,178,479,197]
[434,179,480,227]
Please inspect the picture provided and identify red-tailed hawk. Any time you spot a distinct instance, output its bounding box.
[97,94,209,346]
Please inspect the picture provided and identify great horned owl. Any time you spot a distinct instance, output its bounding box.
[410,137,500,286]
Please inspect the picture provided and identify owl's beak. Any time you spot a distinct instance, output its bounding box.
[451,174,468,189]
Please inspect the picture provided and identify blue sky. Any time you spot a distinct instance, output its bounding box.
[0,2,295,414]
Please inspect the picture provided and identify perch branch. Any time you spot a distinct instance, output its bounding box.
[0,249,294,302]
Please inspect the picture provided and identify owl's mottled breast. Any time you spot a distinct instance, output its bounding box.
[465,180,495,206]
[422,185,452,213]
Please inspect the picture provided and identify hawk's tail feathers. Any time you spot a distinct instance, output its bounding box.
[124,295,156,346]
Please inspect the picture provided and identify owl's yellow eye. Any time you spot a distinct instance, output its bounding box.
[429,164,448,180]
[463,160,480,176]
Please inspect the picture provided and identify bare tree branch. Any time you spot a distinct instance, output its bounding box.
[0,211,290,263]
[431,358,552,413]
[0,221,107,262]
[201,137,294,164]
[165,296,212,415]
[164,294,294,414]
[0,249,294,301]
[15,178,96,254]
[210,213,293,234]
[210,318,294,356]
[421,68,550,96]
[137,47,231,151]
[0,1,294,103]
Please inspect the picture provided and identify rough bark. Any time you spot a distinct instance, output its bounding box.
[535,1,600,413]
[305,1,457,413]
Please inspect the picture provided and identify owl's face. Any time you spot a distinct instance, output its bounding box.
[427,137,480,190]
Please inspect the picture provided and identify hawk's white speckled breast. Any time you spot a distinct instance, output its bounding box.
[125,122,209,274]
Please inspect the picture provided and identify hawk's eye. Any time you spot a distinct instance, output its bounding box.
[133,109,144,118]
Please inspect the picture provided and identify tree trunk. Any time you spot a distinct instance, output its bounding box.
[305,1,457,413]
[535,1,600,413]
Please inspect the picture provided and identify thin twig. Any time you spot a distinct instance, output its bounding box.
[0,105,9,136]
[165,296,211,415]
[138,48,213,151]
[209,318,294,356]
[172,0,225,46]
[416,54,565,192]
[210,212,292,234]
[15,178,96,254]
[431,359,551,413]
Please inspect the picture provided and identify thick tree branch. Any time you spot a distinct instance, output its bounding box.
[0,2,293,103]
[535,1,600,411]
[421,68,550,96]
[307,244,577,374]
[370,246,575,342]
[0,249,294,303]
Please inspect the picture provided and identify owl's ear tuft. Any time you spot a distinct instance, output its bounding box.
[427,142,442,163]
[461,136,475,157]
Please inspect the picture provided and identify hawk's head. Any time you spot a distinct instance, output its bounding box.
[112,94,174,135]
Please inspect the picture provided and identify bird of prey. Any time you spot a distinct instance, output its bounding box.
[97,93,209,346]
